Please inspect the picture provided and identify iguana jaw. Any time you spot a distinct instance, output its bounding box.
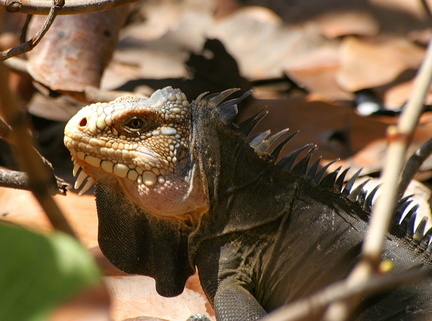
[64,87,209,222]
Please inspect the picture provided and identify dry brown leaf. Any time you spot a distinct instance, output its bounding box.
[383,78,432,108]
[327,111,432,178]
[286,62,352,101]
[26,6,130,96]
[106,5,334,87]
[242,96,387,162]
[313,10,379,38]
[337,36,425,92]
[50,283,111,321]
[242,96,432,177]
[369,0,432,20]
[211,6,330,79]
[0,188,98,247]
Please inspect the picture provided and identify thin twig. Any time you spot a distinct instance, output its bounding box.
[0,0,65,61]
[261,268,432,321]
[0,0,139,15]
[0,115,12,143]
[0,169,29,190]
[323,35,432,321]
[0,63,76,236]
[397,138,432,198]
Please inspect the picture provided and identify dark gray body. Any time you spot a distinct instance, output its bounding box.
[188,129,432,320]
[93,91,432,321]
[194,176,432,320]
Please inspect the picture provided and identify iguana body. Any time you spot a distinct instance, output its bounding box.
[64,87,432,320]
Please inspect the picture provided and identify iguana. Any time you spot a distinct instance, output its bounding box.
[64,87,432,320]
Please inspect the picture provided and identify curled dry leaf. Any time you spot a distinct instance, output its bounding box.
[26,6,130,97]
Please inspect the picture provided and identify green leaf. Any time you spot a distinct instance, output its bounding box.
[0,223,101,321]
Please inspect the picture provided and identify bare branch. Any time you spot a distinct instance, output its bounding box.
[0,0,140,15]
[323,35,432,321]
[0,168,29,190]
[261,268,432,321]
[0,0,65,61]
[0,168,67,195]
[420,0,432,24]
[0,62,76,236]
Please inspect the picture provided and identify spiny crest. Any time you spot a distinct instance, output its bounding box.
[274,140,432,253]
[249,128,290,156]
[195,88,253,125]
[199,89,432,256]
[238,109,268,136]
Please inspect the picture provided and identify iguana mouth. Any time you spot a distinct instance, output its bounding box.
[66,145,169,195]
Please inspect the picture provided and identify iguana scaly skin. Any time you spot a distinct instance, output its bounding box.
[64,87,432,320]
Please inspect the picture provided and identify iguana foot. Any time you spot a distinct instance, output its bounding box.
[186,313,211,321]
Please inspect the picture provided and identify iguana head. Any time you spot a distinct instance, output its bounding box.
[64,86,248,296]
[64,87,209,223]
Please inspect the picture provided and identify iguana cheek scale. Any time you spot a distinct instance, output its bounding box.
[64,86,432,321]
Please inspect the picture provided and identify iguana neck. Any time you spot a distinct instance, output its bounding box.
[190,112,298,245]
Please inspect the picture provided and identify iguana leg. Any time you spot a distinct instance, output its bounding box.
[214,280,266,321]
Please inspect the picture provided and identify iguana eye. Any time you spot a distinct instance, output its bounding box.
[124,117,148,132]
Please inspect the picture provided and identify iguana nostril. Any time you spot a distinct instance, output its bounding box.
[79,117,87,127]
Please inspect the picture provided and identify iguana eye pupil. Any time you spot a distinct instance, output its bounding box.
[126,117,146,131]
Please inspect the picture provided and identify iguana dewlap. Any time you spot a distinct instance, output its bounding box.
[64,87,432,321]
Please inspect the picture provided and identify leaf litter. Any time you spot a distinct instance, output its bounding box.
[2,0,432,320]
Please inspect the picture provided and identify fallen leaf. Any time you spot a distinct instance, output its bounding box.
[313,10,379,38]
[337,36,425,92]
[0,188,98,248]
[26,7,130,97]
[106,275,215,321]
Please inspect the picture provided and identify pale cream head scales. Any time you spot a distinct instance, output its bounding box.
[64,86,209,220]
